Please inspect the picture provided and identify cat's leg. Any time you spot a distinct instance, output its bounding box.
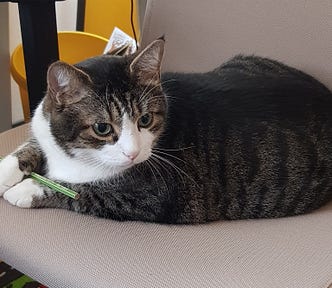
[3,177,74,209]
[0,139,43,197]
[0,139,69,209]
[0,139,77,209]
[3,178,44,208]
[0,155,25,196]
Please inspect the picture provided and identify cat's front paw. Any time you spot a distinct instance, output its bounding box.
[0,155,25,196]
[3,178,44,208]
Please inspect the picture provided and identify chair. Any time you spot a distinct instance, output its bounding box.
[76,0,141,40]
[10,31,108,121]
[1,1,332,287]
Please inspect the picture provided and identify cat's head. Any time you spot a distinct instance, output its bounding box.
[37,38,166,178]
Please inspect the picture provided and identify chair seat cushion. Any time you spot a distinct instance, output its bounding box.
[0,199,331,288]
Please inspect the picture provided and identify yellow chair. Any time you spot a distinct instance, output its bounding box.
[10,31,108,122]
[80,0,140,40]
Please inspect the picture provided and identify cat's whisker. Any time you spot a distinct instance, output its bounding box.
[145,160,162,195]
[151,153,198,187]
[74,152,136,179]
[153,146,195,152]
[84,159,108,171]
[138,84,162,105]
[152,149,188,164]
[138,76,159,105]
[145,95,177,106]
[148,95,177,101]
[74,154,117,173]
[138,79,177,106]
[74,155,98,166]
[145,95,165,103]
[149,155,187,188]
[105,84,113,112]
[146,158,169,195]
[141,76,157,98]
[160,78,178,86]
[148,157,175,191]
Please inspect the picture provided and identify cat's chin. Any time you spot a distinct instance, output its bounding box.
[110,164,134,173]
[111,160,143,173]
[105,160,138,173]
[118,163,134,169]
[105,158,148,177]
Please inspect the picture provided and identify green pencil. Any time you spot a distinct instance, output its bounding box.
[0,157,80,200]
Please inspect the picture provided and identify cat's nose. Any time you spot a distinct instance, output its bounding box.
[122,151,139,161]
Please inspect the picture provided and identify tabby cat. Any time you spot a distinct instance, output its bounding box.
[0,38,331,224]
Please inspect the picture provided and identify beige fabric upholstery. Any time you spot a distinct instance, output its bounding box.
[0,192,331,288]
[142,0,332,90]
[1,1,332,287]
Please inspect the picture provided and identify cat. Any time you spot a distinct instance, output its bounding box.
[0,38,331,224]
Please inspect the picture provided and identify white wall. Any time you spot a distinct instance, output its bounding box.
[56,0,78,32]
[9,0,78,125]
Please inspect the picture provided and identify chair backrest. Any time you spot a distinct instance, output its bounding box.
[141,0,332,90]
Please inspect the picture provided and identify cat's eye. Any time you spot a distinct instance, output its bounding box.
[138,113,153,128]
[93,123,113,136]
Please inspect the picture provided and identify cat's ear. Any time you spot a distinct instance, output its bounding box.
[129,38,165,85]
[47,61,91,106]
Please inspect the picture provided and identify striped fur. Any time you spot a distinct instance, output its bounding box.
[3,40,332,223]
